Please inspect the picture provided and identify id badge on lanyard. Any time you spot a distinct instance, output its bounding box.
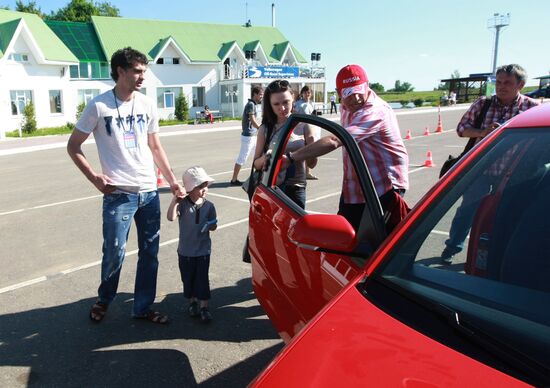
[124,130,137,149]
[113,89,137,149]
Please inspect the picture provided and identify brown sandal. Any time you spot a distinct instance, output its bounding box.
[89,302,108,323]
[134,310,169,324]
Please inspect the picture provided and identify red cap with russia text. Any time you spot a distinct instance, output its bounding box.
[336,64,369,90]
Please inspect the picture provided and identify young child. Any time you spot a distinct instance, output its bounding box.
[167,166,217,322]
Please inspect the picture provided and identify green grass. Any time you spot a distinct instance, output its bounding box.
[5,115,243,137]
[6,124,74,137]
[378,90,444,104]
[378,86,539,106]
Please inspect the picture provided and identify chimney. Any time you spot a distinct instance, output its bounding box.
[272,3,275,27]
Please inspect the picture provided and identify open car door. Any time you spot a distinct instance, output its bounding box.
[248,113,387,342]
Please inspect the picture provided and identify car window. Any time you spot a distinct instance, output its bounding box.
[372,128,550,370]
[267,122,352,217]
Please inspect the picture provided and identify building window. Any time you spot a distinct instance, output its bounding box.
[49,90,63,113]
[9,53,29,62]
[70,65,79,78]
[70,62,110,79]
[77,89,100,104]
[156,57,180,65]
[10,90,33,115]
[220,84,238,104]
[192,86,205,107]
[305,82,325,103]
[79,62,89,78]
[157,87,182,108]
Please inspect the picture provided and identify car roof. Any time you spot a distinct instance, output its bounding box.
[505,103,550,128]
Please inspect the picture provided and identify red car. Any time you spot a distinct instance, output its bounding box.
[248,105,550,387]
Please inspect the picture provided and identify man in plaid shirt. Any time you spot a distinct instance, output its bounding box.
[441,64,540,264]
[283,64,409,231]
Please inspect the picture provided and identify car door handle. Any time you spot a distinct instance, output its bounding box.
[253,204,263,213]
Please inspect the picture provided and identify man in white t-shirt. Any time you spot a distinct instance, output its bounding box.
[67,47,184,324]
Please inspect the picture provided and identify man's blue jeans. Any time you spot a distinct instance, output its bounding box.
[98,191,161,316]
[445,176,493,252]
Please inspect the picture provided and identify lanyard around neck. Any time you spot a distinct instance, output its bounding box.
[113,89,135,132]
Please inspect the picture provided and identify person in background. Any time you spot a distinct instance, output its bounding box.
[330,93,338,114]
[230,86,263,185]
[448,91,457,106]
[67,46,184,324]
[294,85,320,180]
[203,105,214,124]
[440,64,540,264]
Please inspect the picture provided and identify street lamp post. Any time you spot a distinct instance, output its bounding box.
[225,89,237,118]
[310,53,321,110]
[487,13,510,75]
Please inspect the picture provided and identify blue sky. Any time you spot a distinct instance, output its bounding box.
[7,0,549,90]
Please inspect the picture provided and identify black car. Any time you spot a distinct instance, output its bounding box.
[526,86,550,98]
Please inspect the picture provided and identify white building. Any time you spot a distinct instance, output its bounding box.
[0,9,326,139]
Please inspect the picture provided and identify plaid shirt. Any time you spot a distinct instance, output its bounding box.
[340,91,409,203]
[457,93,540,138]
[457,94,539,177]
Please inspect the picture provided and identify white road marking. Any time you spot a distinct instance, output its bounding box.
[0,132,442,294]
[0,276,48,294]
[0,194,102,216]
[0,217,251,294]
[209,168,249,177]
[208,192,250,203]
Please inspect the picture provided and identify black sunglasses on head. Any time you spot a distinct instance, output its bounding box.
[267,79,290,91]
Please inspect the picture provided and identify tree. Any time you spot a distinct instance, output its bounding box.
[21,102,37,134]
[175,94,189,121]
[15,0,44,17]
[48,0,120,22]
[389,80,414,93]
[435,69,461,90]
[369,82,385,94]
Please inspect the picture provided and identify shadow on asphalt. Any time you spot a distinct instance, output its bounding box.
[0,277,282,387]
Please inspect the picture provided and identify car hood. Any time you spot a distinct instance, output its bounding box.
[251,283,529,387]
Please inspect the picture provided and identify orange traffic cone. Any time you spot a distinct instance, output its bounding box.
[404,129,412,140]
[423,126,430,136]
[156,168,168,187]
[424,151,436,167]
[435,107,443,133]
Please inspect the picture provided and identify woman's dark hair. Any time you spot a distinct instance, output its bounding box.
[300,85,310,96]
[110,47,148,81]
[262,79,292,133]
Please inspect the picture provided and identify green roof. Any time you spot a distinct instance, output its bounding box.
[46,20,106,62]
[91,15,306,64]
[0,18,19,56]
[0,9,77,62]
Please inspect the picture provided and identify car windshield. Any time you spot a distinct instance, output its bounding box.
[371,127,550,371]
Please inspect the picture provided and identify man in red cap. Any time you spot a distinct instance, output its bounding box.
[283,64,409,231]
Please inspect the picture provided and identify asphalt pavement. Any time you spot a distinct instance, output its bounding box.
[0,106,469,387]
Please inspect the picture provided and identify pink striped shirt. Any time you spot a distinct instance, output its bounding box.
[340,91,409,203]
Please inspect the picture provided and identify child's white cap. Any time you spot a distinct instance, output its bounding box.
[182,166,215,192]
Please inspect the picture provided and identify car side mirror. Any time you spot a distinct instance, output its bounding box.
[288,214,357,253]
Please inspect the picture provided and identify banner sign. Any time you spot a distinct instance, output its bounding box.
[248,66,299,78]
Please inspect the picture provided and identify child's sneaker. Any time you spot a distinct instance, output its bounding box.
[188,301,200,317]
[200,307,212,323]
